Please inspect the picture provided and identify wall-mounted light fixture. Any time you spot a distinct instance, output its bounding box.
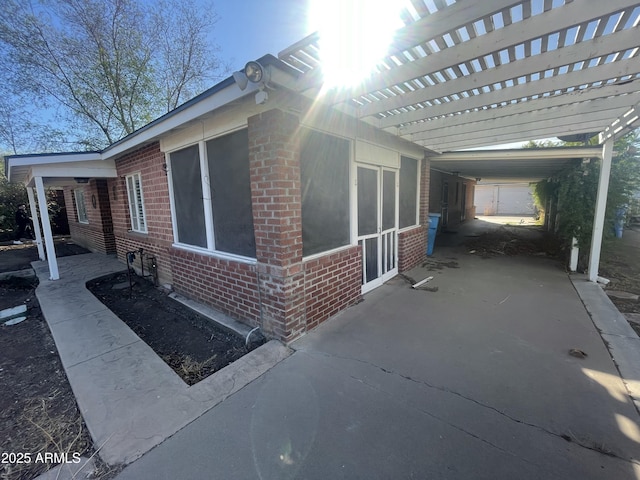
[245,61,264,83]
[162,163,168,175]
[232,61,270,105]
[74,177,90,184]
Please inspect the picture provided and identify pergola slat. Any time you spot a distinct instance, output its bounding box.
[379,49,640,129]
[356,13,640,120]
[413,102,636,148]
[403,87,640,137]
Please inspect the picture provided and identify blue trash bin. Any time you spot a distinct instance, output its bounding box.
[427,213,441,256]
[614,207,626,238]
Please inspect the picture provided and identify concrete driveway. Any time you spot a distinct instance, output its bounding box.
[116,237,640,479]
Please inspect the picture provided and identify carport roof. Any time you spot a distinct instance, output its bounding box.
[428,145,602,182]
[278,0,640,159]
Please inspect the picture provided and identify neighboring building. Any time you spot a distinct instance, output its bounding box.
[475,183,535,216]
[5,56,440,343]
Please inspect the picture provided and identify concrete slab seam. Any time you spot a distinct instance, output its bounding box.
[64,339,143,370]
[302,348,640,466]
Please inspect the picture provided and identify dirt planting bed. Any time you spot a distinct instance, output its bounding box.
[0,276,118,480]
[86,272,264,386]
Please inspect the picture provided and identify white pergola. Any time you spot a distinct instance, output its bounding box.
[276,0,640,282]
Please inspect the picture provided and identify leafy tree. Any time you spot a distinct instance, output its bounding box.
[0,0,225,150]
[530,133,640,268]
[0,160,28,240]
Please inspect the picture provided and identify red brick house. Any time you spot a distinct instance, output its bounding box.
[5,0,638,342]
[4,55,434,343]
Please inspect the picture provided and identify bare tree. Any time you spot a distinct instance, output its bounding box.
[0,89,67,154]
[153,0,227,112]
[0,0,224,149]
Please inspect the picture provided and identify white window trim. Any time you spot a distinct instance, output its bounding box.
[166,136,257,260]
[171,242,257,265]
[74,189,88,224]
[302,244,355,263]
[417,158,422,225]
[397,155,421,230]
[126,172,148,234]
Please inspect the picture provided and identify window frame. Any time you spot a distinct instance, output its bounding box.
[126,172,148,234]
[299,128,352,258]
[398,156,421,232]
[74,189,88,224]
[166,130,257,264]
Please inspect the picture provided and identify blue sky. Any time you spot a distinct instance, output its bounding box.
[211,0,314,71]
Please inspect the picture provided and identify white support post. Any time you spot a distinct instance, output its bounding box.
[34,176,59,280]
[588,139,614,282]
[569,237,579,272]
[26,187,46,261]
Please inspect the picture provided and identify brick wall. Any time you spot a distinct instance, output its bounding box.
[248,108,306,342]
[169,248,261,324]
[420,158,431,224]
[304,246,362,331]
[110,142,174,286]
[64,180,115,254]
[100,131,362,344]
[398,226,427,272]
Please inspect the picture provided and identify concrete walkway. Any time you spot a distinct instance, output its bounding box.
[32,253,290,465]
[114,243,640,479]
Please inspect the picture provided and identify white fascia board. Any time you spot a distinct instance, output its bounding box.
[7,152,102,180]
[7,152,102,166]
[427,147,603,162]
[28,165,117,181]
[6,153,102,183]
[26,161,117,186]
[102,82,260,161]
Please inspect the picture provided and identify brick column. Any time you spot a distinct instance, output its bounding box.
[420,157,431,224]
[248,109,306,342]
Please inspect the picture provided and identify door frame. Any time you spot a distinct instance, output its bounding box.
[355,163,399,294]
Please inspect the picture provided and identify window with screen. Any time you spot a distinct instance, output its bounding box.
[399,156,418,229]
[300,130,350,256]
[206,129,256,257]
[169,145,207,248]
